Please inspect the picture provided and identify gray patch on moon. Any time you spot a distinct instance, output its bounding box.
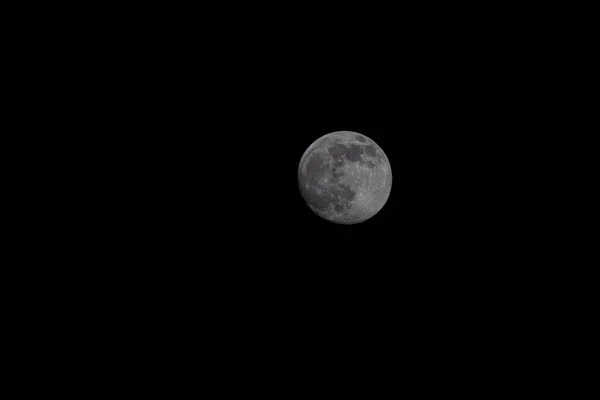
[364,145,377,158]
[305,186,332,210]
[355,134,366,142]
[335,183,355,202]
[327,143,348,158]
[302,153,332,210]
[344,145,365,162]
[300,151,357,212]
[305,153,328,181]
[327,142,367,164]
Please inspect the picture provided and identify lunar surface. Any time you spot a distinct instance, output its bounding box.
[298,131,392,224]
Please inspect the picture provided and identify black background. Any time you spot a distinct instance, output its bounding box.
[62,5,562,379]
[2,3,579,392]
[128,24,537,273]
[122,39,537,329]
[111,14,543,301]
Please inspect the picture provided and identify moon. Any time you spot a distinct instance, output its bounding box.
[298,131,392,224]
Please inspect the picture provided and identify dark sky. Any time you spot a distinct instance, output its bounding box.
[121,14,538,285]
[96,7,549,352]
[59,5,560,377]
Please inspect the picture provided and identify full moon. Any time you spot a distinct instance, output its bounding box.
[298,131,392,224]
